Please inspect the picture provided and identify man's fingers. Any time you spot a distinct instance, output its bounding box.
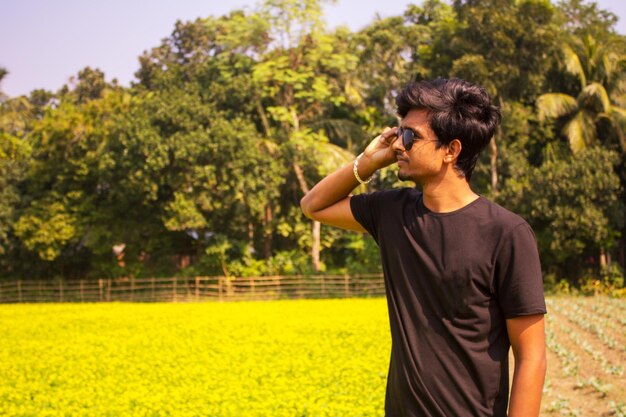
[379,127,398,145]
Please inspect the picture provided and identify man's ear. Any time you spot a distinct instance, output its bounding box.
[444,139,462,164]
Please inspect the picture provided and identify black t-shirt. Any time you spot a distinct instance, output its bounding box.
[350,188,546,417]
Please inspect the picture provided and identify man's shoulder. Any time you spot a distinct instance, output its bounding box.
[477,196,530,232]
[350,188,419,238]
[355,187,419,203]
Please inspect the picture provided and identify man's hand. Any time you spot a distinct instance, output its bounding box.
[360,127,399,173]
[300,127,399,232]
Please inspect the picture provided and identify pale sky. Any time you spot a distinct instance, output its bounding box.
[1,0,625,98]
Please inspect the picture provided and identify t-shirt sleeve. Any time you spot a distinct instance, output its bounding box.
[349,192,385,242]
[494,222,547,318]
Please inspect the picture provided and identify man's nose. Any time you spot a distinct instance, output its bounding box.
[391,132,405,152]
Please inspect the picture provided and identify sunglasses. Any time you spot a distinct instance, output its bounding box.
[396,127,421,151]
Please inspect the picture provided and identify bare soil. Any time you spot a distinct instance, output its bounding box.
[528,297,626,416]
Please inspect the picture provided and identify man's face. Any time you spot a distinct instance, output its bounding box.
[392,108,446,183]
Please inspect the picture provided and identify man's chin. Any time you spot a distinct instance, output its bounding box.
[397,171,410,182]
[397,170,420,184]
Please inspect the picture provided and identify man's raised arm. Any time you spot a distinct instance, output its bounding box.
[300,127,398,232]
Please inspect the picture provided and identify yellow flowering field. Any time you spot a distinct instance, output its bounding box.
[0,298,391,417]
[1,296,625,416]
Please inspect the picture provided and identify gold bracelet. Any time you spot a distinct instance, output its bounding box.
[353,153,374,184]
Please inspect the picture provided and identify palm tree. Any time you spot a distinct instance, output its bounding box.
[538,34,626,269]
[537,35,626,154]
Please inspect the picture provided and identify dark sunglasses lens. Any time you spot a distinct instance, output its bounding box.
[402,129,414,150]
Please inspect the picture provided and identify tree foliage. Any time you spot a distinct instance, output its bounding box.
[0,0,624,283]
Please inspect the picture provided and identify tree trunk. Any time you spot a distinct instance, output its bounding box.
[293,161,321,272]
[220,254,229,277]
[254,101,274,261]
[256,101,272,137]
[293,162,309,194]
[490,134,498,193]
[617,226,626,269]
[491,97,506,195]
[290,106,300,131]
[263,204,273,260]
[248,222,254,249]
[617,202,626,270]
[600,246,607,269]
[312,220,321,272]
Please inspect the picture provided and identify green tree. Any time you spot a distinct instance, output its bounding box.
[556,0,620,39]
[404,0,459,79]
[0,130,30,262]
[353,10,428,120]
[13,97,104,277]
[252,0,360,272]
[93,84,286,277]
[4,0,626,280]
[537,29,626,270]
[500,146,623,278]
[134,9,293,275]
[0,69,40,276]
[537,34,626,154]
[450,0,558,194]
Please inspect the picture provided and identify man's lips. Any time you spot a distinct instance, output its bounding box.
[396,155,408,163]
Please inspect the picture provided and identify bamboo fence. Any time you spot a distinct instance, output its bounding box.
[0,274,385,303]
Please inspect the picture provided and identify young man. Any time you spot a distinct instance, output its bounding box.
[300,78,547,417]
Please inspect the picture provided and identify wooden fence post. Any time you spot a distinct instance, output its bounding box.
[107,279,111,301]
[172,276,177,302]
[195,277,200,301]
[151,277,155,302]
[99,279,103,302]
[59,280,64,302]
[344,274,350,298]
[17,280,22,303]
[130,277,135,302]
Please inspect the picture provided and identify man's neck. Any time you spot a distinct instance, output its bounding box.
[421,176,478,213]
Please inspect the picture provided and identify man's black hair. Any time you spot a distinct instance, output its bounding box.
[396,78,501,181]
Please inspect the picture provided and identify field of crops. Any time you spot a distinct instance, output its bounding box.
[0,296,624,417]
